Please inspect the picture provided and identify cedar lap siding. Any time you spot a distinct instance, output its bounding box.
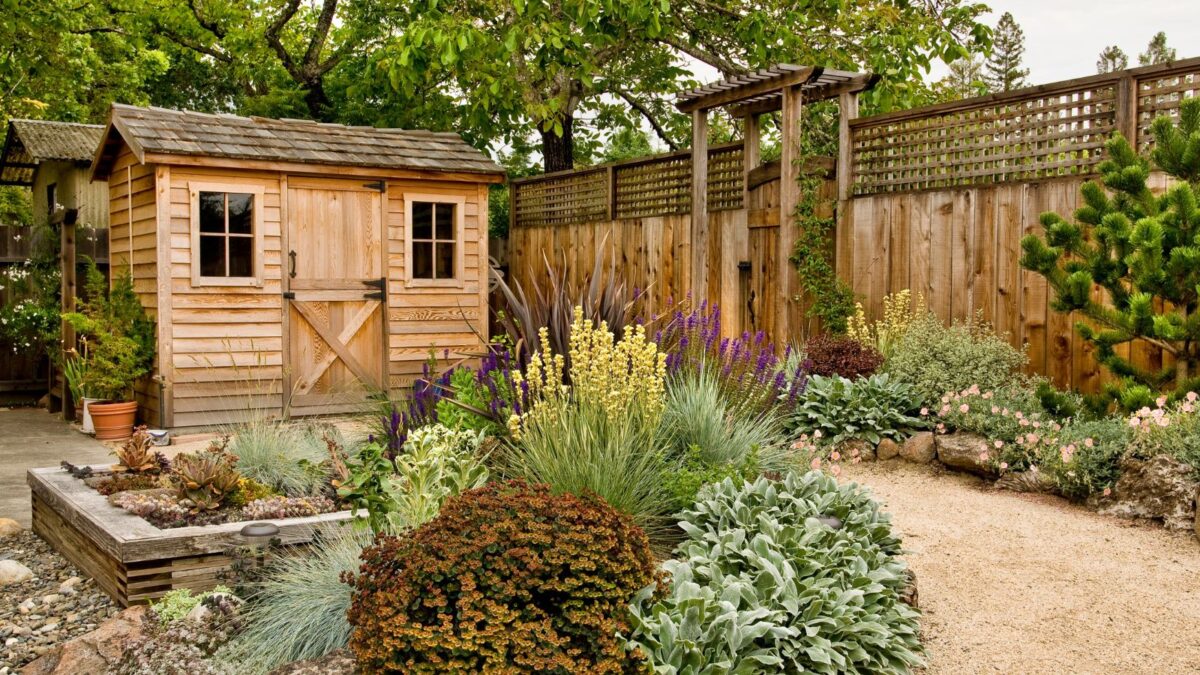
[89,104,504,431]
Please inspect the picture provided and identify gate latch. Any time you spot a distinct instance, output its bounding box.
[737,260,752,271]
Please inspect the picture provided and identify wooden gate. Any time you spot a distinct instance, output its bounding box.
[284,177,386,416]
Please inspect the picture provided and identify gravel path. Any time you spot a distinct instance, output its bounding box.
[0,531,118,672]
[842,460,1200,675]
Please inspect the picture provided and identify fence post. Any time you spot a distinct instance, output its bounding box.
[1116,74,1138,147]
[742,114,760,207]
[57,208,78,419]
[778,84,804,341]
[606,165,616,220]
[691,109,709,300]
[837,92,858,202]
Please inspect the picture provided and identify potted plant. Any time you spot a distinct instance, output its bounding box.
[63,259,155,441]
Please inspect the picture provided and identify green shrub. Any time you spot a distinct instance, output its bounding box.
[1127,393,1200,474]
[226,420,334,497]
[216,527,373,674]
[885,312,1026,405]
[338,423,488,535]
[788,374,922,446]
[1042,417,1132,500]
[625,473,922,673]
[347,480,658,674]
[930,384,1052,443]
[658,369,790,470]
[662,444,760,513]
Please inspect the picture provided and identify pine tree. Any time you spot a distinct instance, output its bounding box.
[1021,99,1200,410]
[1096,45,1129,73]
[941,57,989,100]
[985,12,1030,92]
[1138,31,1176,66]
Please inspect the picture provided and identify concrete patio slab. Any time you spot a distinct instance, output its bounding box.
[0,406,111,527]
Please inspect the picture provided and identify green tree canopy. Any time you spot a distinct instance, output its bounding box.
[1138,31,1176,66]
[985,12,1029,92]
[1097,45,1129,74]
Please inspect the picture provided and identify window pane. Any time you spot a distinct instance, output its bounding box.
[435,203,455,240]
[412,202,433,240]
[199,235,226,276]
[228,237,253,277]
[412,241,433,279]
[227,193,254,234]
[436,242,455,279]
[199,192,225,233]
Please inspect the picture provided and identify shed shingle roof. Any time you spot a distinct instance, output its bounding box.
[96,104,504,177]
[0,120,105,186]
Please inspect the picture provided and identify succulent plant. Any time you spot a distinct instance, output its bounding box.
[112,426,161,473]
[172,446,243,512]
[240,495,336,520]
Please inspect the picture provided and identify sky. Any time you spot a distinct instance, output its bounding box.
[931,0,1200,82]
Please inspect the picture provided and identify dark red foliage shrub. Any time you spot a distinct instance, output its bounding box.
[804,334,884,378]
[346,480,659,674]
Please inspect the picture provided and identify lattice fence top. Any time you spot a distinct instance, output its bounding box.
[1136,64,1200,152]
[512,143,744,227]
[850,57,1200,196]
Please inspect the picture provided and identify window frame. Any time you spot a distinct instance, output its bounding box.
[188,181,265,287]
[404,193,466,288]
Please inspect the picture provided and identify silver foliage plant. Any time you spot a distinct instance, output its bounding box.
[624,473,923,674]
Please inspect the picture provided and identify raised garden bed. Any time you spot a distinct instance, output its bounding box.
[27,465,353,607]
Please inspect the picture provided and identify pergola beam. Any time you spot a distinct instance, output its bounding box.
[676,66,817,113]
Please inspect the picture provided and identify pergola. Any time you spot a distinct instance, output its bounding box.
[674,65,878,334]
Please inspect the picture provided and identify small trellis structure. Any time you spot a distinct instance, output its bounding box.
[509,65,876,341]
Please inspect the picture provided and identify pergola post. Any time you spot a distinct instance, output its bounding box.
[837,91,858,202]
[742,113,760,206]
[691,109,709,299]
[778,84,804,341]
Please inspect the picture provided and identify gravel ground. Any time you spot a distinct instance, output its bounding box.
[0,531,118,672]
[842,460,1200,675]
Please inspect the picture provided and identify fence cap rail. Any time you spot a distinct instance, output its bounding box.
[509,141,744,186]
[851,55,1200,130]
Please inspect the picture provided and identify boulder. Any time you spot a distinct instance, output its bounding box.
[20,605,149,675]
[269,648,357,675]
[0,517,22,537]
[876,438,901,461]
[1098,455,1198,531]
[935,431,996,476]
[0,559,34,585]
[899,432,936,463]
[899,568,919,609]
[995,469,1056,494]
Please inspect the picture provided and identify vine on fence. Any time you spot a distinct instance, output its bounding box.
[789,165,854,334]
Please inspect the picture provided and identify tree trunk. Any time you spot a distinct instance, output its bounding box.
[540,115,575,173]
[303,79,333,121]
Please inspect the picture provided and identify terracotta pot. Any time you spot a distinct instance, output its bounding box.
[89,400,138,441]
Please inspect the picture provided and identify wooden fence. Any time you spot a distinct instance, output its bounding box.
[504,57,1200,392]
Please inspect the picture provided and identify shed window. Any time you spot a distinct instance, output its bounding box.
[411,201,457,280]
[198,191,255,278]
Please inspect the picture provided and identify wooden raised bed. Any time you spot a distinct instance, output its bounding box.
[28,466,353,606]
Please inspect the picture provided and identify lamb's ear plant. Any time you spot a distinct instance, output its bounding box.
[788,373,923,446]
[624,473,923,674]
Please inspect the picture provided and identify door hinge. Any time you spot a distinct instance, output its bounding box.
[362,180,386,192]
[362,278,386,289]
[363,291,384,300]
[283,291,296,300]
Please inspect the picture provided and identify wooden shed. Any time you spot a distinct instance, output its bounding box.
[89,104,505,431]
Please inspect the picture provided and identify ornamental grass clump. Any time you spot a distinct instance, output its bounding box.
[505,307,673,538]
[225,419,334,497]
[624,473,922,674]
[347,480,659,674]
[216,527,374,674]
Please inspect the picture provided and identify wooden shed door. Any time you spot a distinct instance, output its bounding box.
[284,177,387,415]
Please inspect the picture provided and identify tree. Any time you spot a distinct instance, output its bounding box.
[985,12,1029,92]
[381,0,993,171]
[1096,45,1129,74]
[1138,31,1176,66]
[1020,99,1200,410]
[940,57,990,100]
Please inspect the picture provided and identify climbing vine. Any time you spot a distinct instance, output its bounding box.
[788,165,854,334]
